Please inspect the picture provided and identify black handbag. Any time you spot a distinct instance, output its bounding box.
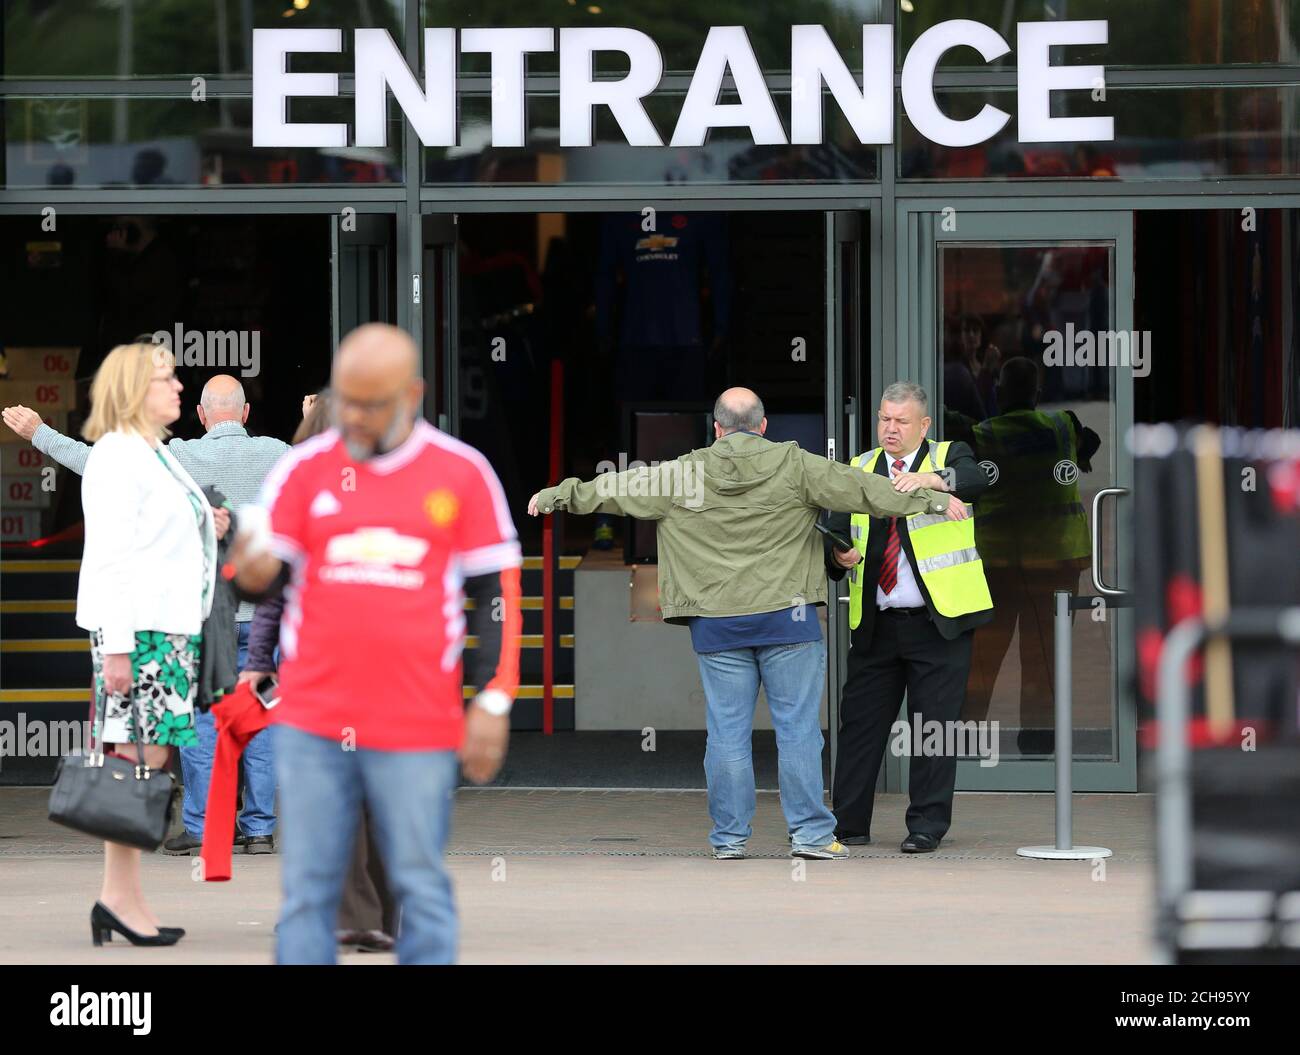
[48,689,178,851]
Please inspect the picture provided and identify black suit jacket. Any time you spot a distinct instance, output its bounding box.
[825,440,993,649]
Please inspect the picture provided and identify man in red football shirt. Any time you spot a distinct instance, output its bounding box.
[230,324,521,964]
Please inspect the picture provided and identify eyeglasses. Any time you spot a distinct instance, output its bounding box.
[334,392,404,416]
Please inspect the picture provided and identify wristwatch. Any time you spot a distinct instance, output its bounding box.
[473,688,512,717]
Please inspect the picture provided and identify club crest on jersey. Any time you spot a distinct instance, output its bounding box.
[424,489,459,527]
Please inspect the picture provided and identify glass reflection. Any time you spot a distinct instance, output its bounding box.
[4,97,402,188]
[944,244,1115,759]
[901,86,1300,180]
[3,0,405,79]
[896,0,1300,68]
[425,92,878,185]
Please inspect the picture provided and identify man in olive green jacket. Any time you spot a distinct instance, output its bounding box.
[529,387,963,860]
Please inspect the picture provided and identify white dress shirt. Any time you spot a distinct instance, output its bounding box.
[875,445,928,611]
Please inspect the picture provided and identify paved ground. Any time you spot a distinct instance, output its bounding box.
[0,787,1156,964]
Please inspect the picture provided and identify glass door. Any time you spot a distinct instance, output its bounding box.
[897,208,1136,792]
[428,207,830,771]
[421,213,458,433]
[331,212,396,347]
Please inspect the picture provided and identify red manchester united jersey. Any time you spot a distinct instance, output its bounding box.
[256,419,521,750]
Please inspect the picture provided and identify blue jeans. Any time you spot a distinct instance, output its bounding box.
[696,640,836,851]
[273,724,460,965]
[179,621,277,838]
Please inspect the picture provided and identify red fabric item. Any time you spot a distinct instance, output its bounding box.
[199,682,274,882]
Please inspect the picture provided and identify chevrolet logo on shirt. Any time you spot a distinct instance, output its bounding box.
[635,235,679,251]
[324,527,429,566]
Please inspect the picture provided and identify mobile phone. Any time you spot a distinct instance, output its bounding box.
[253,674,279,710]
[813,519,854,552]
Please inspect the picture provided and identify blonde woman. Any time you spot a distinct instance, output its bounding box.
[77,343,224,947]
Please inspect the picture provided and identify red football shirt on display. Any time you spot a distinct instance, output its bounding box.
[256,419,521,750]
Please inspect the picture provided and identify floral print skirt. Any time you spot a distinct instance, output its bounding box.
[90,629,201,747]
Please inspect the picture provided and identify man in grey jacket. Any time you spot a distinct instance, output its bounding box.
[3,375,289,854]
[529,387,965,860]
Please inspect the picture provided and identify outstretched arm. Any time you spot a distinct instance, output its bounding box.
[529,463,677,520]
[799,451,958,520]
[1,408,90,475]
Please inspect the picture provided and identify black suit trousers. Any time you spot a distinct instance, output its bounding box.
[833,611,974,839]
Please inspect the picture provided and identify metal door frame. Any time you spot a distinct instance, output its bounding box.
[825,204,884,789]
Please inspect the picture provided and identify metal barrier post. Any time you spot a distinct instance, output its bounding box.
[1017,591,1113,861]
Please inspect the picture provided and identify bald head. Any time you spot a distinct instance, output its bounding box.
[331,323,424,460]
[333,323,419,389]
[713,387,766,436]
[198,374,247,430]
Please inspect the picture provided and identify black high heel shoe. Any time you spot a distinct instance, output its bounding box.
[90,902,182,947]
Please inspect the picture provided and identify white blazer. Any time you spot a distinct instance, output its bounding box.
[76,430,216,654]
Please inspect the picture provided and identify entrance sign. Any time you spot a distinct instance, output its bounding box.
[252,21,1112,150]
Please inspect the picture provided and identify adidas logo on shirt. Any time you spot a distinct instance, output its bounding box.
[310,490,342,517]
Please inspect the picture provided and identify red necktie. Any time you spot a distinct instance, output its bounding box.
[878,459,907,595]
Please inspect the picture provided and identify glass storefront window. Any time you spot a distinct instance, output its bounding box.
[448,210,825,552]
[1135,209,1298,429]
[3,95,403,187]
[896,0,1300,69]
[2,0,405,79]
[900,85,1300,179]
[422,1,888,76]
[424,90,879,184]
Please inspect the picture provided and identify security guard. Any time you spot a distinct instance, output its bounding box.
[825,382,993,852]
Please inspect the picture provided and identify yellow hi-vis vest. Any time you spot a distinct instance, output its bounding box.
[847,441,993,629]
